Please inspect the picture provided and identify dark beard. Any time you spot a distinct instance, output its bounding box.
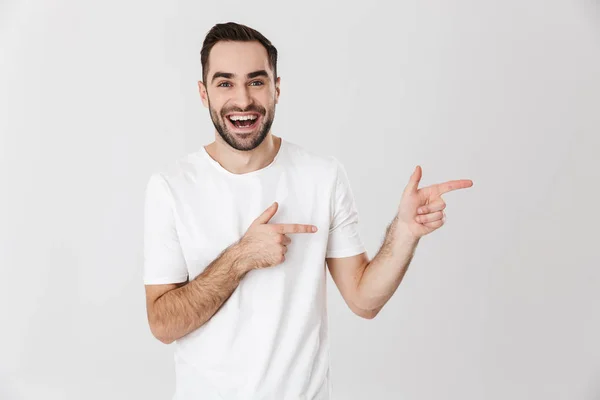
[208,100,275,152]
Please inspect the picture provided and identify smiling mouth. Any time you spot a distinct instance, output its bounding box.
[226,113,261,130]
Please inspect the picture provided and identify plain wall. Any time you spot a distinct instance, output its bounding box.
[1,0,599,399]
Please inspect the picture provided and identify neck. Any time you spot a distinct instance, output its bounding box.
[205,133,281,175]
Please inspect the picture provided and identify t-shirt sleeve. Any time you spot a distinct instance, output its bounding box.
[143,173,189,285]
[325,158,366,259]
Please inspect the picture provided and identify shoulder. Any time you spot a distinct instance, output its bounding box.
[146,150,204,193]
[282,139,340,177]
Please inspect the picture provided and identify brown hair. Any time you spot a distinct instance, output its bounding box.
[200,22,278,84]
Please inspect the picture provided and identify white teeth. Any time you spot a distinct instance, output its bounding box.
[229,114,258,121]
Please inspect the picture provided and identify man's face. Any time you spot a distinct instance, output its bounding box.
[199,41,280,151]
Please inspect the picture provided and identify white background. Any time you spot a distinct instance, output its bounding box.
[1,0,599,399]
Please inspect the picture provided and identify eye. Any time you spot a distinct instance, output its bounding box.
[250,80,264,86]
[217,82,232,87]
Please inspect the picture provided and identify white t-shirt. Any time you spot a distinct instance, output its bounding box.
[143,138,365,400]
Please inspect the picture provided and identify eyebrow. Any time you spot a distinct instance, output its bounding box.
[211,69,270,84]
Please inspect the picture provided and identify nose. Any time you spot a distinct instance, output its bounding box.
[231,84,253,110]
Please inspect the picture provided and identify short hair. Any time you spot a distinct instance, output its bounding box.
[200,22,278,84]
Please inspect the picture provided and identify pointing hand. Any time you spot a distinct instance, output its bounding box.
[238,202,318,271]
[397,165,473,238]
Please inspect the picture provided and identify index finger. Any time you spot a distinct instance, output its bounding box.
[436,179,473,195]
[270,224,318,234]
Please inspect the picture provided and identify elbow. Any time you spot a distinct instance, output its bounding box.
[350,301,380,320]
[156,334,175,345]
[354,307,379,320]
[149,321,176,344]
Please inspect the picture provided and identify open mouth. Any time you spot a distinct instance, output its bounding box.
[226,113,261,131]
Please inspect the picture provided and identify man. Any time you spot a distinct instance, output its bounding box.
[143,22,473,399]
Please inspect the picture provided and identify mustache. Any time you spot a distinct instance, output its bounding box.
[221,105,266,117]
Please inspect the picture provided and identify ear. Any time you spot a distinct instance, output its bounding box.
[275,76,281,104]
[198,81,209,108]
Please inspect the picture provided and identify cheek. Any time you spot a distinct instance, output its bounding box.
[209,106,224,121]
[261,92,277,109]
[209,100,225,115]
[207,93,224,109]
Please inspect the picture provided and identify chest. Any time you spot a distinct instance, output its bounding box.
[171,170,333,279]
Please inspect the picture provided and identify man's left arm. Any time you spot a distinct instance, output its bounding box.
[328,165,473,319]
[327,215,420,319]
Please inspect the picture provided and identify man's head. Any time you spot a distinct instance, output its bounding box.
[198,22,280,151]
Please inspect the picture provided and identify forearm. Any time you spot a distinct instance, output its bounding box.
[150,243,250,343]
[356,214,420,311]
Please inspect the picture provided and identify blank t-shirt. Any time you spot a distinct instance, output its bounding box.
[143,138,365,399]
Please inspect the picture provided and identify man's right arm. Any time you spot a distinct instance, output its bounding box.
[144,201,316,344]
[145,242,251,344]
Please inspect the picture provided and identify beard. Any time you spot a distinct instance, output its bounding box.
[208,98,275,152]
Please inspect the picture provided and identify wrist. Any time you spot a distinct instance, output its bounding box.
[392,215,421,243]
[229,242,253,279]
